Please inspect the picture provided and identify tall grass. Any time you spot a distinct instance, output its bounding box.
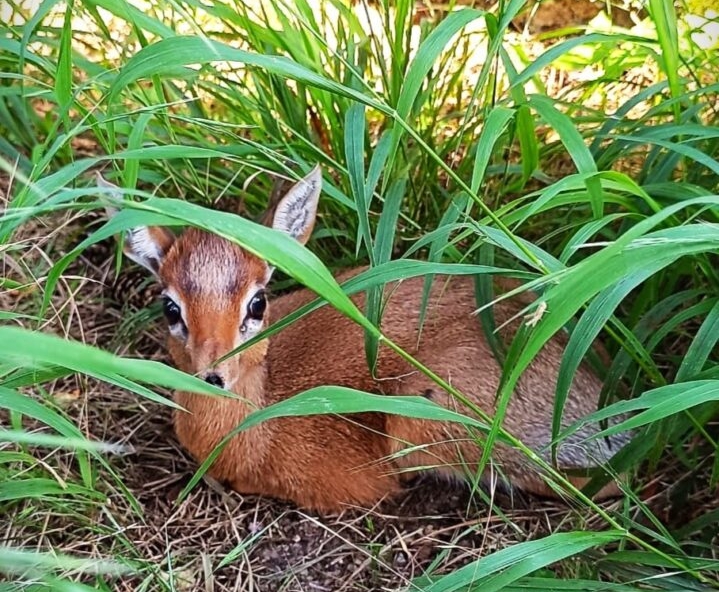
[1,0,718,589]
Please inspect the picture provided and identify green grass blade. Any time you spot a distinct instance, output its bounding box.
[373,177,405,265]
[0,546,131,577]
[511,33,639,89]
[529,95,602,217]
[86,0,178,38]
[0,477,104,503]
[552,269,657,458]
[676,299,719,382]
[648,0,681,121]
[344,103,371,261]
[0,429,125,453]
[54,4,73,127]
[0,327,225,403]
[365,130,392,210]
[108,35,383,112]
[217,259,522,366]
[385,8,485,178]
[488,213,719,484]
[0,386,105,452]
[570,380,719,440]
[415,531,624,592]
[513,102,539,190]
[48,198,372,332]
[179,386,496,501]
[122,111,153,190]
[470,106,514,194]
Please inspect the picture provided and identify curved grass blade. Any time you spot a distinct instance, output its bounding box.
[563,380,719,442]
[528,95,602,217]
[374,177,405,266]
[674,299,719,382]
[470,106,515,193]
[0,546,132,578]
[486,208,719,487]
[0,429,126,454]
[559,213,633,264]
[85,0,177,39]
[511,33,642,89]
[0,386,110,455]
[602,134,719,177]
[179,386,496,501]
[108,35,382,112]
[599,290,707,401]
[48,197,372,332]
[552,269,657,460]
[18,0,64,74]
[414,530,624,592]
[484,577,651,591]
[509,171,651,229]
[0,327,224,405]
[217,259,524,366]
[0,478,104,503]
[385,8,485,178]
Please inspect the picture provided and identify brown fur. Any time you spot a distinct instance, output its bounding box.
[143,232,626,511]
[107,166,627,512]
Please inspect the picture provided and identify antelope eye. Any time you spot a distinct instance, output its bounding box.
[247,291,266,320]
[163,297,182,325]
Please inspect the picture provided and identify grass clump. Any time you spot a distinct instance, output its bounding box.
[1,0,718,590]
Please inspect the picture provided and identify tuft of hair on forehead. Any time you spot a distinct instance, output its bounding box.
[160,228,269,297]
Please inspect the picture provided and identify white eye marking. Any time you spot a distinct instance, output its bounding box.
[169,322,187,340]
[162,288,188,340]
[240,318,263,339]
[237,283,266,342]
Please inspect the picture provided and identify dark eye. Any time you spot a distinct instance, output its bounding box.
[163,297,182,325]
[247,291,266,320]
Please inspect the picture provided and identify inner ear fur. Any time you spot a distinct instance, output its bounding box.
[270,165,322,246]
[122,225,176,275]
[98,173,176,275]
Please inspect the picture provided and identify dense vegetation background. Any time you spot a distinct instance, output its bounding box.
[1,0,718,590]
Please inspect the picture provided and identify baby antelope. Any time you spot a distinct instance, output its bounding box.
[104,166,627,511]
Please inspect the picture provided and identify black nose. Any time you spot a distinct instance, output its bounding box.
[204,373,224,388]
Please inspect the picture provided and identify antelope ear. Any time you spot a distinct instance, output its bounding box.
[98,173,175,276]
[96,172,124,214]
[270,165,322,246]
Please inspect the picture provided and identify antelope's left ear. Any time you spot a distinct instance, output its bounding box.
[271,165,322,246]
[96,171,124,217]
[97,173,175,276]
